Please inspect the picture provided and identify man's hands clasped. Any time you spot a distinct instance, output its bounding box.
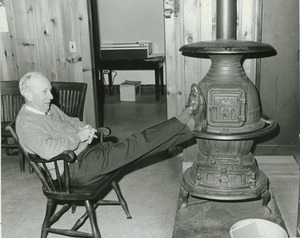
[77,124,97,144]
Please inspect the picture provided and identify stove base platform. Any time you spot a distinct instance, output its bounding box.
[172,189,287,238]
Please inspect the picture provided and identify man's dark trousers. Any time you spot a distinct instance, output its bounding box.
[69,118,193,186]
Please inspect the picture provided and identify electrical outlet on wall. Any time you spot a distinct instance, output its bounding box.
[69,41,77,53]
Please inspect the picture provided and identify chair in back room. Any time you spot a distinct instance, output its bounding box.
[51,82,87,121]
[1,80,25,171]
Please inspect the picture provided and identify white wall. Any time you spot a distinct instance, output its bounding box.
[98,0,165,85]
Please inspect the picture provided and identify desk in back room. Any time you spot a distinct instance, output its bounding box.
[99,55,165,102]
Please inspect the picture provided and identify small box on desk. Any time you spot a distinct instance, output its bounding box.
[120,80,141,101]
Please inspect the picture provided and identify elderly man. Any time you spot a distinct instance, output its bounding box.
[16,72,201,186]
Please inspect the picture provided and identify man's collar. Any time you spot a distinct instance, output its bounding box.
[24,104,47,115]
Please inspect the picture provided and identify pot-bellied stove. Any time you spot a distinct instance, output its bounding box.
[179,0,278,209]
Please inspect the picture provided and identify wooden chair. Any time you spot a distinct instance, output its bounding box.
[51,82,87,121]
[1,81,25,171]
[6,124,132,238]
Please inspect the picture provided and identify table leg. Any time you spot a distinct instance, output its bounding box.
[159,65,164,96]
[155,66,160,102]
[108,70,113,96]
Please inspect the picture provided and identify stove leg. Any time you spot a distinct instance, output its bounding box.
[178,185,189,210]
[261,188,272,214]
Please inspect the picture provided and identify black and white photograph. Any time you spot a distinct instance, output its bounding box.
[1,0,299,237]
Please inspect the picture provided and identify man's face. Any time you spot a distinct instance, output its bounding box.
[27,76,53,113]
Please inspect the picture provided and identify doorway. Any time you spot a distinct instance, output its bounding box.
[97,0,167,137]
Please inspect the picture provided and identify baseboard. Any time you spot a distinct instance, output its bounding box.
[253,145,300,155]
[253,145,300,166]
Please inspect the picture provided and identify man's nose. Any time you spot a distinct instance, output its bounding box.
[48,91,53,100]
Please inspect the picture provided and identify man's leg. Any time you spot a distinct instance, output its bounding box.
[70,83,203,186]
[70,117,193,186]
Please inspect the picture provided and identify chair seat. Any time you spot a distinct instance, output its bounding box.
[43,171,119,201]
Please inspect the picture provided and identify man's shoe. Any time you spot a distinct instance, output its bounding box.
[186,83,207,132]
[185,83,202,115]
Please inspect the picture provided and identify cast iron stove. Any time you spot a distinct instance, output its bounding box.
[179,0,278,209]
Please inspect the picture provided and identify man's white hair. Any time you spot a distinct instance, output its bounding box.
[19,72,45,97]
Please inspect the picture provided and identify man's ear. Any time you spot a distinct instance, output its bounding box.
[23,90,33,102]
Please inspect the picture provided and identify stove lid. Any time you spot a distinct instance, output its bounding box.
[180,40,276,59]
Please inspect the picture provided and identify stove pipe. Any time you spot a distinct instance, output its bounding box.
[216,0,237,40]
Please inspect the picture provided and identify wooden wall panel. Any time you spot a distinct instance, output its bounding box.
[164,0,185,118]
[237,0,262,82]
[7,0,40,75]
[60,0,83,83]
[34,0,57,80]
[50,0,68,81]
[1,0,96,126]
[198,0,215,80]
[258,0,299,148]
[0,32,18,80]
[183,0,213,103]
[77,0,95,125]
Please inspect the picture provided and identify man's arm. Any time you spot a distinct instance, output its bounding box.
[51,105,97,144]
[51,104,86,129]
[18,120,82,160]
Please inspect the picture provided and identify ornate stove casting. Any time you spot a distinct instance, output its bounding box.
[179,0,278,209]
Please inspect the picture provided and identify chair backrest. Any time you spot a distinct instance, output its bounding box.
[51,82,87,121]
[1,81,24,123]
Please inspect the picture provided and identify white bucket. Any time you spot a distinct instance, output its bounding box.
[230,219,288,238]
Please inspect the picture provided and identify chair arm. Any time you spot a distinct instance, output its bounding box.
[5,121,17,139]
[5,120,15,130]
[96,127,111,136]
[29,150,77,164]
[96,127,111,142]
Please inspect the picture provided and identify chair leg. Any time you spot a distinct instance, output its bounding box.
[26,155,34,174]
[111,180,132,219]
[41,198,56,238]
[20,153,25,172]
[85,200,101,238]
[3,138,10,155]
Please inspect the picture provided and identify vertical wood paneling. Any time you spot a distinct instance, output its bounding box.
[260,0,299,146]
[77,0,94,124]
[182,0,215,161]
[3,0,96,126]
[49,0,68,81]
[199,0,214,80]
[8,0,40,75]
[33,0,57,80]
[165,0,185,118]
[237,0,260,83]
[183,0,201,104]
[60,0,84,83]
[0,32,18,80]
